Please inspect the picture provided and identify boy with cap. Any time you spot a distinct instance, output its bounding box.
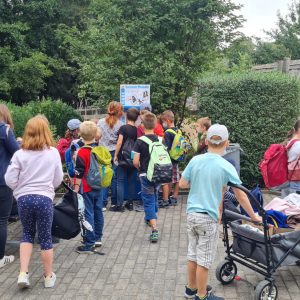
[179,124,261,300]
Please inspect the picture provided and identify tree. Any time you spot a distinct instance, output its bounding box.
[268,1,300,59]
[67,0,242,123]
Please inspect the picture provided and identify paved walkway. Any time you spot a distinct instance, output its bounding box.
[1,195,300,299]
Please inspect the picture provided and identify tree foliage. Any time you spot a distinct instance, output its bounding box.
[198,72,300,185]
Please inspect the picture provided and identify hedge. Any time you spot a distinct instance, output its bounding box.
[197,72,300,185]
[1,99,82,138]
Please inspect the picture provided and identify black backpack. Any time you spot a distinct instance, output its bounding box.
[118,138,135,168]
[52,183,81,240]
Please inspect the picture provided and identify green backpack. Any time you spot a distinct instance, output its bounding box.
[84,146,113,189]
[139,136,173,184]
[166,129,189,162]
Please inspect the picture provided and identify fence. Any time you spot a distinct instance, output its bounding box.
[77,107,105,121]
[253,58,300,77]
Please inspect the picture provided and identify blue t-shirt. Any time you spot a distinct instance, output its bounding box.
[182,153,242,221]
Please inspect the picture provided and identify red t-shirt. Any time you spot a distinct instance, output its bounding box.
[75,147,92,193]
[137,123,164,137]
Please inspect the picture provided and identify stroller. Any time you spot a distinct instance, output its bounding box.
[52,182,92,240]
[217,183,300,300]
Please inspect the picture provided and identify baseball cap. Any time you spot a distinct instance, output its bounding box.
[139,103,152,112]
[67,119,81,131]
[207,124,229,144]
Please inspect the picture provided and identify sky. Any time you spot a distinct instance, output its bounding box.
[233,0,294,39]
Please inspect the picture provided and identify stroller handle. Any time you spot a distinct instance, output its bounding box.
[227,183,265,216]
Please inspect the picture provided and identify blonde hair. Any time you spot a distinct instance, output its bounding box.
[0,103,14,129]
[162,110,175,123]
[198,117,211,130]
[105,101,123,128]
[80,121,97,141]
[143,113,157,130]
[22,115,55,150]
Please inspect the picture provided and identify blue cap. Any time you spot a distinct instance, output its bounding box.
[67,119,81,131]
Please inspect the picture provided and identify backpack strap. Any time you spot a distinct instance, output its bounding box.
[139,136,153,146]
[286,139,300,151]
[166,128,181,135]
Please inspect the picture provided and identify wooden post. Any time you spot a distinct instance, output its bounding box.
[282,57,291,73]
[277,60,283,72]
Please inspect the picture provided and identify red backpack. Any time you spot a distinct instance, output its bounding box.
[259,140,299,188]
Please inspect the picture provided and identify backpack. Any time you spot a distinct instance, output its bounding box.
[65,142,80,178]
[119,138,135,168]
[259,140,299,188]
[57,138,72,162]
[139,136,173,184]
[166,129,189,162]
[84,146,113,189]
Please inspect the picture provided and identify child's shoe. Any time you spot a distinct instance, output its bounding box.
[185,285,213,298]
[169,196,178,206]
[150,230,159,243]
[17,272,30,289]
[44,272,56,288]
[158,200,169,208]
[125,201,133,211]
[0,255,14,269]
[94,240,102,247]
[76,245,95,254]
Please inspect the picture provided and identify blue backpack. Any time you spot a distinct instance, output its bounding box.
[65,143,80,178]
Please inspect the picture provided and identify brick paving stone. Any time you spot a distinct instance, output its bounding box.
[1,193,300,299]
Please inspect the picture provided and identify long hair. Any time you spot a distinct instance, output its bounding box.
[105,101,123,128]
[22,115,55,150]
[0,103,14,129]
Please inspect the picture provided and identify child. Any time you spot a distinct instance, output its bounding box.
[161,110,180,207]
[179,124,261,300]
[196,117,211,154]
[133,112,160,242]
[5,115,64,289]
[114,108,139,212]
[74,121,104,253]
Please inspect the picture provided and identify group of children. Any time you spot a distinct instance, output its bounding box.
[1,101,262,300]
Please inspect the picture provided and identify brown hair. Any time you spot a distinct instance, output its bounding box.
[198,117,211,131]
[143,113,157,130]
[162,110,175,123]
[285,119,300,144]
[79,121,98,141]
[0,103,14,129]
[105,101,123,128]
[22,115,55,150]
[127,108,139,122]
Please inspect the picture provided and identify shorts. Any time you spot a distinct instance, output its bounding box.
[187,212,219,269]
[172,163,180,184]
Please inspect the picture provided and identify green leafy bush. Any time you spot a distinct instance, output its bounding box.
[1,99,82,138]
[197,72,300,185]
[26,99,82,137]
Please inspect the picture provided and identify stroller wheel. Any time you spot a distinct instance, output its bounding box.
[215,260,237,285]
[255,280,278,300]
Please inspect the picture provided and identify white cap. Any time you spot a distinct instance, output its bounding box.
[207,124,229,144]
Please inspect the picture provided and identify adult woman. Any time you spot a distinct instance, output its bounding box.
[0,104,19,269]
[283,120,300,196]
[98,101,123,209]
[5,115,63,288]
[57,118,81,162]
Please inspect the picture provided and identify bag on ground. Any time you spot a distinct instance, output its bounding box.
[259,140,299,188]
[85,146,113,189]
[166,129,189,162]
[139,136,173,184]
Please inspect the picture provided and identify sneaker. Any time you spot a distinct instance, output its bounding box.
[185,285,213,298]
[158,200,169,208]
[109,205,125,212]
[125,201,133,211]
[17,272,30,289]
[195,293,224,300]
[76,245,95,254]
[44,272,56,288]
[95,241,102,247]
[0,255,14,269]
[150,230,159,243]
[135,204,144,212]
[102,207,107,212]
[169,196,178,206]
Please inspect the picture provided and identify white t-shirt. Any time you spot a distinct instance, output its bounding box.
[97,118,122,151]
[288,140,300,162]
[5,147,64,200]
